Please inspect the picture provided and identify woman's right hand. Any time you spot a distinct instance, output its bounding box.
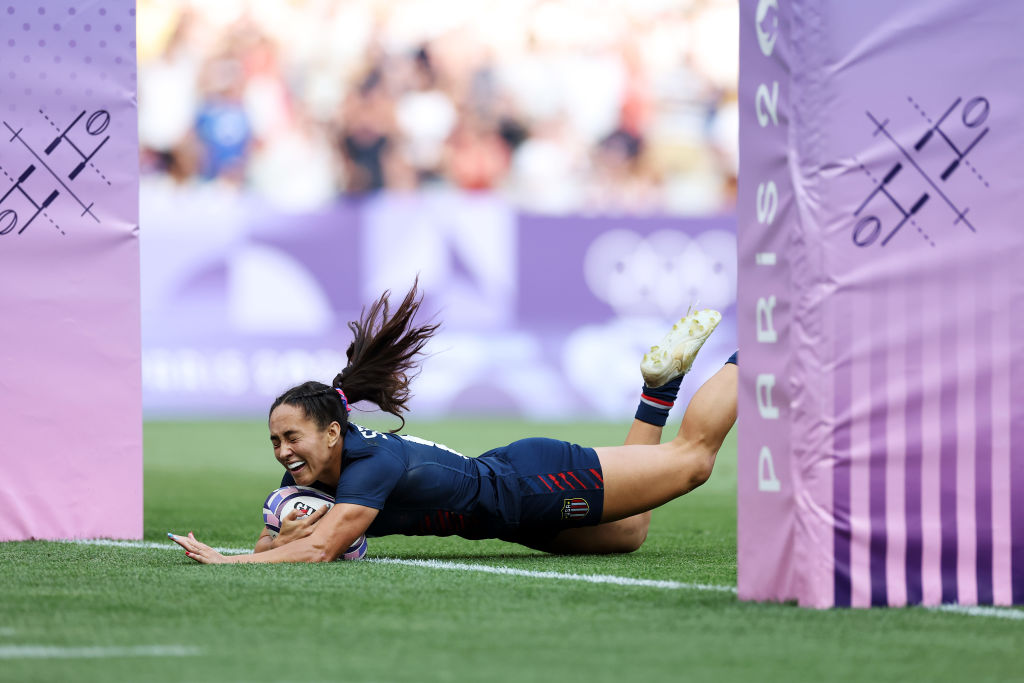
[273,504,331,548]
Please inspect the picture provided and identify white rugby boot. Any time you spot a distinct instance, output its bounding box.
[640,307,722,388]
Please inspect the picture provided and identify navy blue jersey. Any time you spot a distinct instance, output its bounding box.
[280,423,604,541]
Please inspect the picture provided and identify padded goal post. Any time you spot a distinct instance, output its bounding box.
[0,1,141,541]
[737,0,1024,607]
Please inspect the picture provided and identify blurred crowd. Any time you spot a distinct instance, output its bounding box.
[138,0,738,214]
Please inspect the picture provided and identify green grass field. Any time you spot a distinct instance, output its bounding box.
[1,419,1021,683]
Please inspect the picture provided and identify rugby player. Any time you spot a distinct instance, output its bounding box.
[170,282,737,562]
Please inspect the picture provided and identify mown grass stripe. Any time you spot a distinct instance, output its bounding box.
[62,540,1024,619]
[0,646,200,659]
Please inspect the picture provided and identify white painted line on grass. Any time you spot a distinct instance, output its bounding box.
[368,556,737,593]
[71,539,735,593]
[931,604,1024,621]
[63,540,1024,620]
[0,645,200,659]
[75,539,178,551]
[74,538,261,555]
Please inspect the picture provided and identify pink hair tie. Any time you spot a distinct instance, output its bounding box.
[335,387,352,413]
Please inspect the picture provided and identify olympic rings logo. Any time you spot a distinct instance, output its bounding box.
[583,228,737,316]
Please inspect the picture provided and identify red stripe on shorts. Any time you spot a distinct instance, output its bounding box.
[566,471,588,489]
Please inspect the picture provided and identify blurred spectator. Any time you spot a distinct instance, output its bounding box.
[508,114,584,213]
[394,45,458,184]
[194,47,252,183]
[444,107,510,191]
[585,128,663,214]
[338,71,397,195]
[137,0,739,215]
[138,7,201,180]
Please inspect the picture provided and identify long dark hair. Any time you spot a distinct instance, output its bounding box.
[269,279,439,433]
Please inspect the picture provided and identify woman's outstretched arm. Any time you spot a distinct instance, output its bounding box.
[171,503,378,564]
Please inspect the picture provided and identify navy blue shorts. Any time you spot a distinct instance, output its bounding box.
[480,437,605,544]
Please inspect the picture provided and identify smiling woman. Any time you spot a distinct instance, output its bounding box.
[169,280,738,563]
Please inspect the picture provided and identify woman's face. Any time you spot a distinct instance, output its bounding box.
[268,403,343,486]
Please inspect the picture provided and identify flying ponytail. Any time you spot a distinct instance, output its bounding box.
[270,279,439,432]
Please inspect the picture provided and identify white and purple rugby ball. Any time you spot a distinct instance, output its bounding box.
[262,485,368,561]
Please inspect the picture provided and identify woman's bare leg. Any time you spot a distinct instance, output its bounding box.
[523,309,732,554]
[536,362,737,554]
[597,362,737,521]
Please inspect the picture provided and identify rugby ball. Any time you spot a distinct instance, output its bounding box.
[261,485,368,561]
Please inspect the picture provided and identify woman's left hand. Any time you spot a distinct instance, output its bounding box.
[168,531,232,564]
